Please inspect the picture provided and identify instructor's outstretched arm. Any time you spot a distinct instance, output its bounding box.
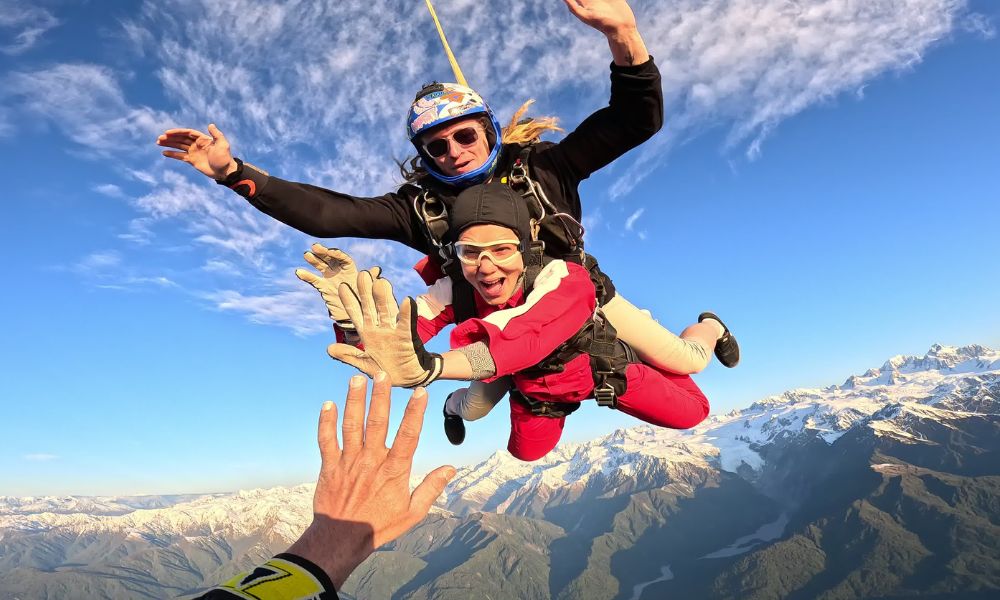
[193,373,456,599]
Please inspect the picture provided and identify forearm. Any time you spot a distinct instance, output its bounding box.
[287,521,366,590]
[537,55,662,180]
[606,25,649,67]
[218,160,424,247]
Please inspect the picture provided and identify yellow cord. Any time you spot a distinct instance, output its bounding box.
[424,0,468,87]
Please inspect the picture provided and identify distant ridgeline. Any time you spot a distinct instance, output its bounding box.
[1,344,998,599]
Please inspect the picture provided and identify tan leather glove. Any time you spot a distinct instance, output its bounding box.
[295,244,381,331]
[326,271,443,388]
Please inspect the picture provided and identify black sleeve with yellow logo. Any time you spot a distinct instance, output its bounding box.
[192,553,338,600]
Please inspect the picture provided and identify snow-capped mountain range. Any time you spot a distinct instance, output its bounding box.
[3,344,996,534]
[441,343,1000,512]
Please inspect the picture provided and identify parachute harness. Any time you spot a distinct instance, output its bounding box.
[413,147,632,415]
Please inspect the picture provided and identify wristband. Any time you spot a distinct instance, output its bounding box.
[212,553,338,599]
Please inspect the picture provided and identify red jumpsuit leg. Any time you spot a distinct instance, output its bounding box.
[614,364,710,429]
[507,397,566,462]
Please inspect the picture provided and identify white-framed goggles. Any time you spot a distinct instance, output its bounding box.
[454,239,523,266]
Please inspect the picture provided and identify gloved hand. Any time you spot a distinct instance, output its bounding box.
[295,244,382,331]
[327,271,443,389]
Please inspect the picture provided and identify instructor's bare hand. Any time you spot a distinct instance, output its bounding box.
[157,124,238,179]
[288,374,456,588]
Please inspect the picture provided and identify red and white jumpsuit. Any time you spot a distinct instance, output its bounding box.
[414,260,710,462]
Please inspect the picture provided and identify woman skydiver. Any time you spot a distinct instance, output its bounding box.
[155,0,739,443]
[324,182,712,461]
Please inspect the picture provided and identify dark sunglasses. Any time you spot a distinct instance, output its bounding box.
[422,126,480,158]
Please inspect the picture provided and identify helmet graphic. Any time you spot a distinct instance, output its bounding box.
[406,82,503,187]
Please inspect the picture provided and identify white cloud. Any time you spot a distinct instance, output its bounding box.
[624,208,645,231]
[23,453,59,462]
[76,250,123,273]
[961,12,996,39]
[67,250,178,292]
[130,170,289,269]
[3,64,174,155]
[609,0,972,198]
[202,259,240,274]
[127,169,158,186]
[93,183,125,198]
[0,1,59,55]
[10,0,978,336]
[120,0,975,205]
[118,217,155,245]
[206,287,330,337]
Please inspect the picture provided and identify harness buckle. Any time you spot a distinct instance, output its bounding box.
[594,377,618,409]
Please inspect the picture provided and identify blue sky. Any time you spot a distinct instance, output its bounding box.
[1,0,998,497]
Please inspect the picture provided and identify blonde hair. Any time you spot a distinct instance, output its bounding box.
[501,100,562,144]
[399,100,562,183]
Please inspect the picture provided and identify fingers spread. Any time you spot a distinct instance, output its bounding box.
[207,123,228,145]
[327,343,365,363]
[156,139,193,150]
[295,268,322,286]
[317,400,341,466]
[337,283,364,331]
[303,251,331,275]
[319,247,353,270]
[355,271,378,327]
[372,277,399,326]
[409,464,457,519]
[364,372,392,449]
[397,297,417,334]
[340,374,368,458]
[161,150,189,161]
[386,387,428,469]
[161,127,204,136]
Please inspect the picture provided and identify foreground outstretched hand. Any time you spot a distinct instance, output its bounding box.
[296,245,382,329]
[157,124,238,179]
[288,374,456,588]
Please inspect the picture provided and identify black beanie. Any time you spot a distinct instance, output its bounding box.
[448,182,532,242]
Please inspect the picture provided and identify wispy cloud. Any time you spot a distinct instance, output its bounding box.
[205,287,330,337]
[93,183,125,198]
[67,250,178,291]
[625,208,645,231]
[609,0,975,198]
[23,453,59,462]
[76,250,123,273]
[3,64,174,155]
[961,12,996,39]
[7,0,981,335]
[0,1,59,55]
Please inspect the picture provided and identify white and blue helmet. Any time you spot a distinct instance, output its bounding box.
[406,82,503,187]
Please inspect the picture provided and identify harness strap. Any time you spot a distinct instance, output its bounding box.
[509,146,586,257]
[413,190,454,268]
[510,389,581,419]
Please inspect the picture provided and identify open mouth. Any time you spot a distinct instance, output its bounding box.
[479,276,505,298]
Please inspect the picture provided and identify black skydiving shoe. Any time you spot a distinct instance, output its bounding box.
[699,312,740,368]
[443,397,466,446]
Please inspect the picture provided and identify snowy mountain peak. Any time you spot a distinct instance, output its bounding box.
[879,343,1000,375]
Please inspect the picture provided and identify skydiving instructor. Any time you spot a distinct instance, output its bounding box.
[157,0,739,440]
